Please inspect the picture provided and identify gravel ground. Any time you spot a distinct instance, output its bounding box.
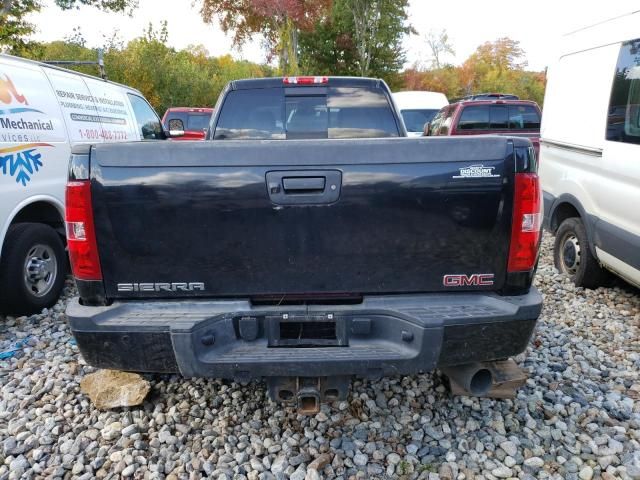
[1,234,639,480]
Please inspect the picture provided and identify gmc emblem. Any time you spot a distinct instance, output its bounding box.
[443,274,495,287]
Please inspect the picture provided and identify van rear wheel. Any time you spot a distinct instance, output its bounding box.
[553,217,609,289]
[0,223,66,315]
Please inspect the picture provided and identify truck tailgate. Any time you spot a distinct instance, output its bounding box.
[89,137,517,299]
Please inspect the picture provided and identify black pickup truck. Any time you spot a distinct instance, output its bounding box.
[65,77,543,412]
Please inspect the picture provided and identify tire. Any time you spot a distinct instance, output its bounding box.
[553,217,609,289]
[0,223,67,315]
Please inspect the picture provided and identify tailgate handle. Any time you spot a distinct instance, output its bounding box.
[266,170,342,205]
[283,177,326,193]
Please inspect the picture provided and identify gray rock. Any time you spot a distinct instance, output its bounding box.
[100,422,122,441]
[9,456,29,473]
[492,466,513,478]
[524,456,544,471]
[271,455,288,474]
[304,468,320,480]
[3,437,19,456]
[387,453,401,465]
[353,453,368,467]
[289,453,310,467]
[625,452,640,479]
[121,424,138,437]
[290,466,306,480]
[500,441,518,457]
[122,464,136,477]
[578,466,594,480]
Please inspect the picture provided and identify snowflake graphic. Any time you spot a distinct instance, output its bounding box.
[0,145,48,186]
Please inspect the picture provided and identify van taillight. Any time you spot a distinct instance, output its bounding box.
[65,181,102,280]
[508,173,542,272]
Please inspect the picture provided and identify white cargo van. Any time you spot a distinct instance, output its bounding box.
[393,91,449,137]
[0,54,165,314]
[540,11,640,289]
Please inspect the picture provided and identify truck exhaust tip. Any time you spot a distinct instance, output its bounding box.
[468,367,493,395]
[442,363,493,396]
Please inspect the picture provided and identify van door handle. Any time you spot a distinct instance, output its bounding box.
[266,170,342,205]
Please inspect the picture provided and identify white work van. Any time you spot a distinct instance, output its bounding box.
[393,91,449,137]
[540,11,640,289]
[0,54,165,314]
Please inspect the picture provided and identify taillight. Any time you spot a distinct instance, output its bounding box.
[283,76,328,85]
[65,181,102,280]
[508,173,542,272]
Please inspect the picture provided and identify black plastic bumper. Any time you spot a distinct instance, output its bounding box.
[66,289,542,380]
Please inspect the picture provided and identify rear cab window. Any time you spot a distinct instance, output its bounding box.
[508,105,540,130]
[214,84,400,140]
[458,105,490,130]
[164,111,212,132]
[457,104,540,131]
[214,89,285,140]
[186,113,211,131]
[607,38,640,145]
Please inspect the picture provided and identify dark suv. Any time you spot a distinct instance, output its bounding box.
[426,99,542,158]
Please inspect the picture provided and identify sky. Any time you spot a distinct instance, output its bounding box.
[29,0,640,71]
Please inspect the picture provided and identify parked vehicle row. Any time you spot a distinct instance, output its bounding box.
[1,9,637,414]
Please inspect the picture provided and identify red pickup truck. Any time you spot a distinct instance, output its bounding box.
[426,98,541,158]
[161,107,213,140]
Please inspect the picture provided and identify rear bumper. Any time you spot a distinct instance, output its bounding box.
[66,289,542,380]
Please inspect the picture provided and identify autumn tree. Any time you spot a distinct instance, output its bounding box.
[462,37,528,95]
[199,0,331,74]
[401,37,546,105]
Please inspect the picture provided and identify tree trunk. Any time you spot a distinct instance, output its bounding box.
[350,0,380,77]
[279,17,299,76]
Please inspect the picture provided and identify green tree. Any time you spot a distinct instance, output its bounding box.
[298,0,411,88]
[54,0,137,10]
[0,0,137,53]
[20,22,274,115]
[0,0,40,53]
